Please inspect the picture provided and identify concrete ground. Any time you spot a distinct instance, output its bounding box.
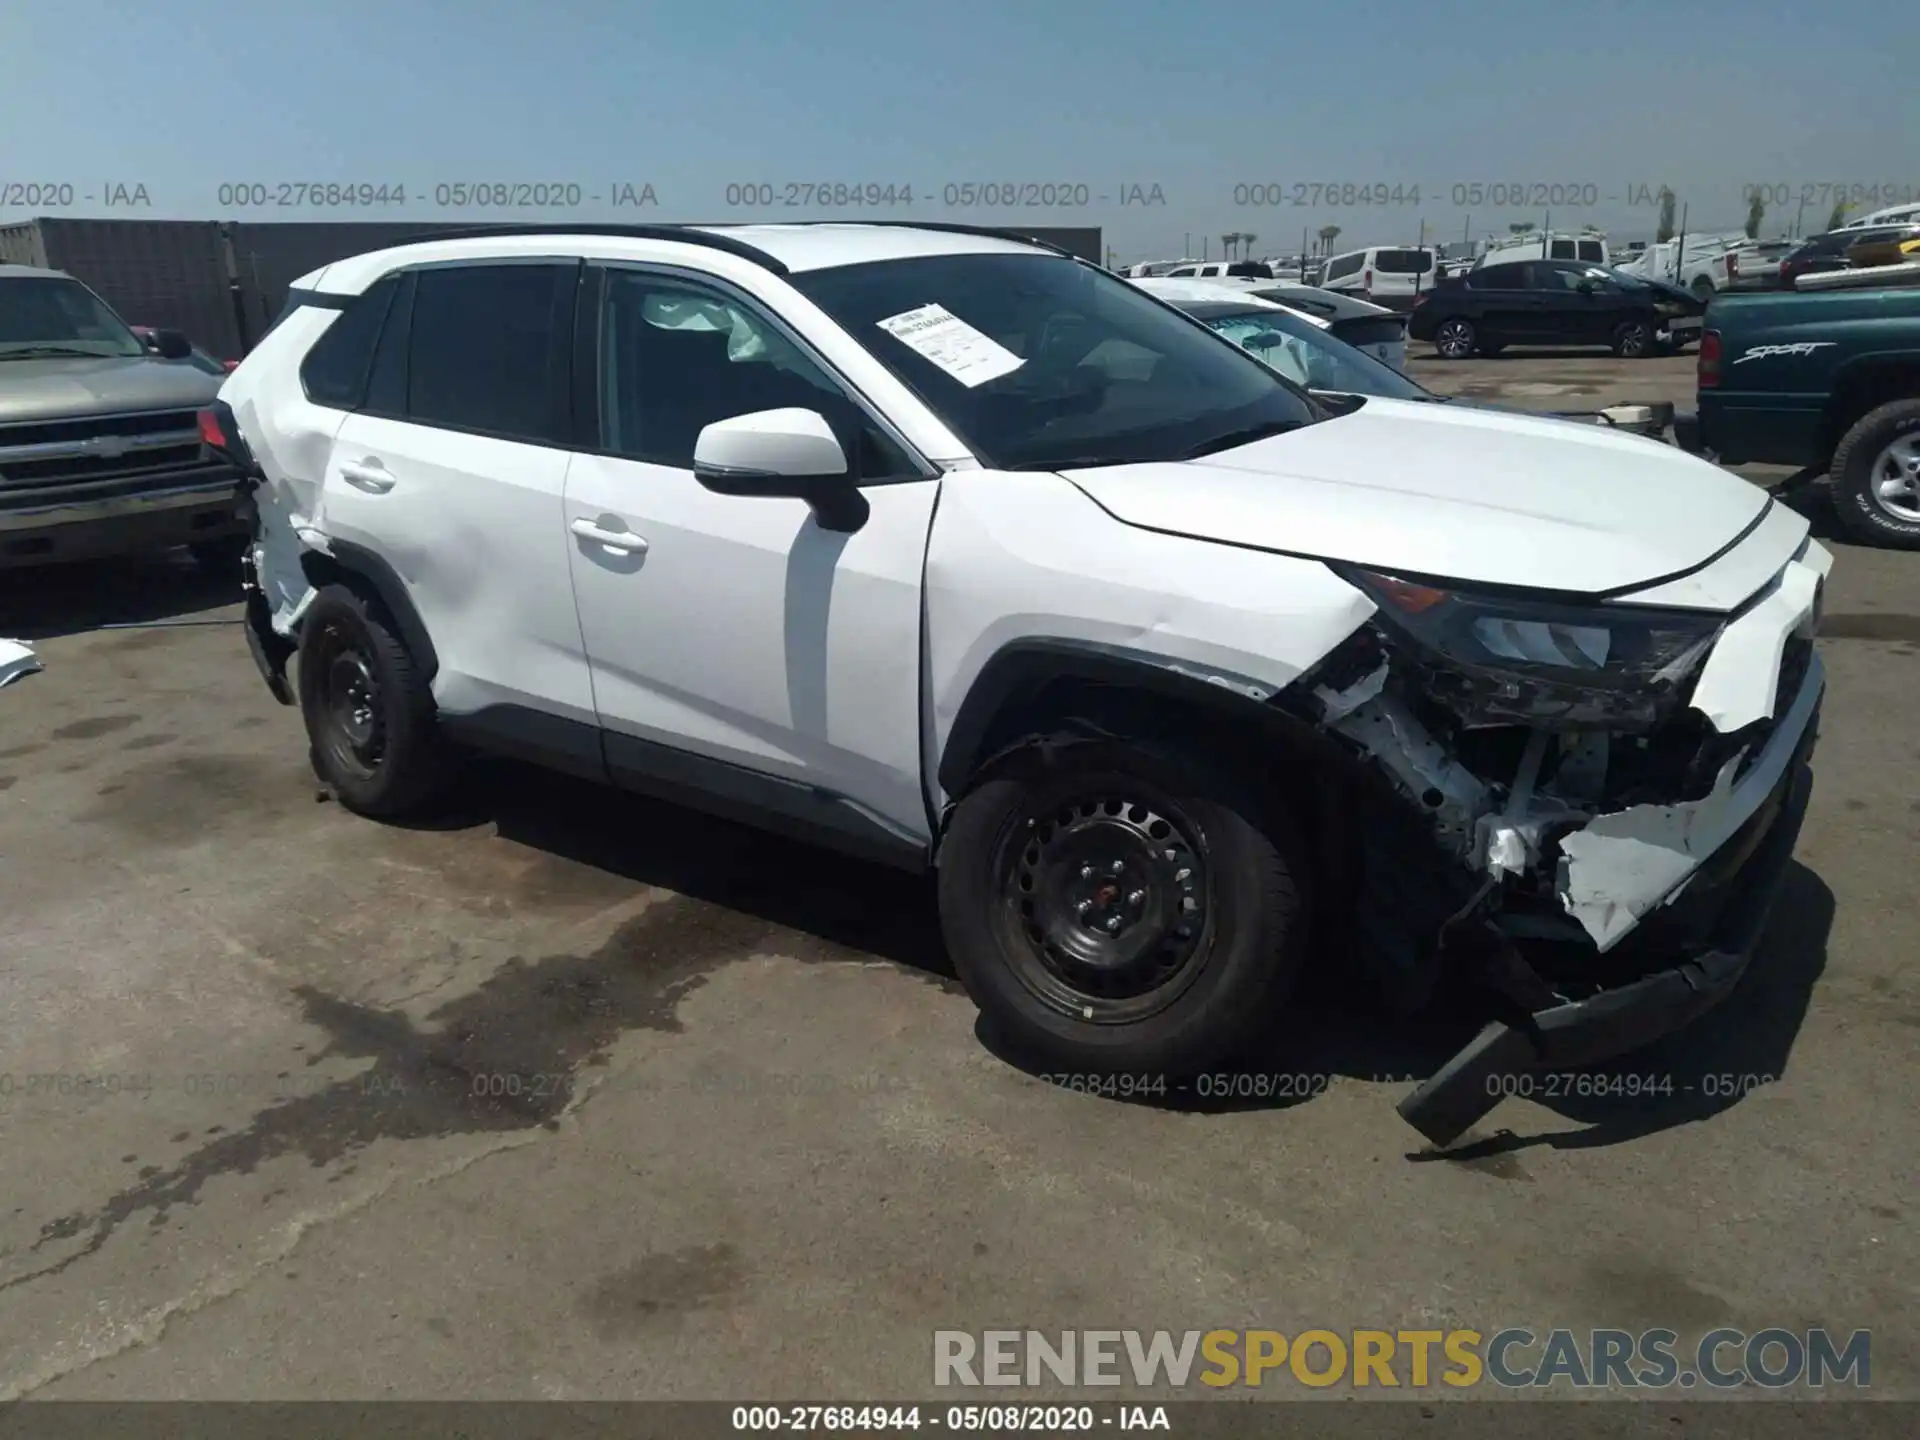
[1,351,1916,1405]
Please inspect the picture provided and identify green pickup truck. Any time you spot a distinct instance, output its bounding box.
[1681,281,1920,548]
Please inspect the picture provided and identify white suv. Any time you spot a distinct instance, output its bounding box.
[211,223,1830,1145]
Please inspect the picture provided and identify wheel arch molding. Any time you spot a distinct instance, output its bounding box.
[297,541,440,684]
[935,637,1310,801]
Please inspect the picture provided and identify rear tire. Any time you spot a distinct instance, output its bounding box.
[1434,318,1478,360]
[1611,319,1655,358]
[297,584,450,817]
[937,739,1310,1078]
[1829,398,1920,549]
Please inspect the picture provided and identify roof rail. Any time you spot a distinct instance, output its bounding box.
[372,219,1082,275]
[793,220,1079,259]
[377,223,792,275]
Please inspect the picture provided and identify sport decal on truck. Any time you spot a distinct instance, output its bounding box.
[1732,341,1836,364]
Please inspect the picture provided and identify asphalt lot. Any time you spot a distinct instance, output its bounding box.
[1,348,1916,1405]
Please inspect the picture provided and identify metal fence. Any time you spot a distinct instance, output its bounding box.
[1,219,1106,361]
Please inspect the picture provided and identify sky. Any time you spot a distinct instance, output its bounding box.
[4,0,1916,263]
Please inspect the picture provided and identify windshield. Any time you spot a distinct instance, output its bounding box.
[0,276,145,358]
[1202,307,1428,400]
[790,252,1318,470]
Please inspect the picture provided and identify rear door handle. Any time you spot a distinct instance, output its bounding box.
[571,516,648,555]
[340,461,395,493]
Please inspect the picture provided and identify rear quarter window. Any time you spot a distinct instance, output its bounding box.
[298,276,399,409]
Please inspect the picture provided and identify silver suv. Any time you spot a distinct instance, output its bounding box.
[0,264,245,570]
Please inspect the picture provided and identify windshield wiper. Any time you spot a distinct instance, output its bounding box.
[1176,418,1306,460]
[0,345,110,360]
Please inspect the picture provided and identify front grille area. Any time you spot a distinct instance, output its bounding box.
[0,409,214,504]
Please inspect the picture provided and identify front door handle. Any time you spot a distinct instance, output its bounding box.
[571,516,648,555]
[340,461,395,494]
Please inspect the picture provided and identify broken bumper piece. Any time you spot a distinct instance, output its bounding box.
[1398,710,1816,1149]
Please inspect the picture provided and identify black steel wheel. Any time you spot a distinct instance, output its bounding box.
[296,583,449,817]
[939,738,1309,1077]
[995,790,1213,1023]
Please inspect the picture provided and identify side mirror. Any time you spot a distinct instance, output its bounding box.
[148,328,194,359]
[693,408,869,533]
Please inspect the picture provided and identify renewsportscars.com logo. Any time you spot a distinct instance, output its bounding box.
[933,1328,1872,1391]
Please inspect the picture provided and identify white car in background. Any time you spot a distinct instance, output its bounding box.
[1144,276,1409,371]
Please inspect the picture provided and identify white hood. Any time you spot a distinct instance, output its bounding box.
[1062,397,1771,597]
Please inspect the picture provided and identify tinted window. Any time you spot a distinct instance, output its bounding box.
[1374,249,1432,274]
[1531,262,1614,292]
[792,252,1317,472]
[1577,240,1605,262]
[1325,253,1364,280]
[1467,264,1529,290]
[1225,261,1274,278]
[298,276,398,409]
[599,270,914,478]
[406,263,574,443]
[362,271,414,416]
[1166,266,1198,277]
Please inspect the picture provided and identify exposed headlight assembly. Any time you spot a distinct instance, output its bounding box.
[1335,566,1724,729]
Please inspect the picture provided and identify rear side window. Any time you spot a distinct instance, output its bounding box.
[1577,240,1604,262]
[298,276,398,409]
[1374,250,1432,274]
[405,263,576,444]
[1324,253,1364,280]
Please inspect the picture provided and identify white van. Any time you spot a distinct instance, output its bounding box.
[1473,232,1610,268]
[1162,260,1277,280]
[1314,247,1437,309]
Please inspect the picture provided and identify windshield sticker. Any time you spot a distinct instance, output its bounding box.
[876,303,1025,387]
[1733,341,1836,364]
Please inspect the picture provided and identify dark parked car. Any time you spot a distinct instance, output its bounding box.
[1778,224,1920,289]
[1408,258,1707,359]
[0,264,244,570]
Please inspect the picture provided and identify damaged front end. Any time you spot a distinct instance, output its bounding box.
[1295,549,1827,1147]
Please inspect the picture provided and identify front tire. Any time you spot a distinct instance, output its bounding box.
[938,739,1309,1077]
[297,584,450,817]
[1829,398,1920,549]
[1434,318,1478,359]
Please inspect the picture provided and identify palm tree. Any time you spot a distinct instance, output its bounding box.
[1509,221,1536,234]
[1745,194,1766,239]
[1656,187,1677,243]
[1241,232,1257,262]
[1222,233,1239,260]
[1316,224,1341,254]
[1825,199,1849,231]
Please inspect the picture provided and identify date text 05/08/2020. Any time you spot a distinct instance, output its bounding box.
[209,182,660,209]
[730,1405,1171,1432]
[719,183,1166,209]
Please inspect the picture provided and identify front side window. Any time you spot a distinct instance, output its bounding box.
[1467,264,1528,290]
[1203,309,1427,399]
[598,270,914,478]
[0,277,145,359]
[405,263,574,444]
[792,252,1318,471]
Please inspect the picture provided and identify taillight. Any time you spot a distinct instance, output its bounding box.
[1728,253,1740,279]
[1698,330,1722,388]
[1363,268,1373,289]
[197,400,259,474]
